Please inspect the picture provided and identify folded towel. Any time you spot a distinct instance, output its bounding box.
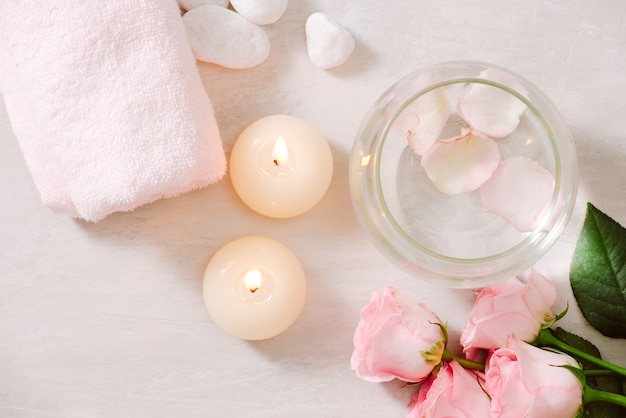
[0,0,226,222]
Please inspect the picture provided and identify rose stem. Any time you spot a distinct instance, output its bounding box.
[442,348,485,371]
[584,386,626,408]
[582,369,619,377]
[535,328,626,378]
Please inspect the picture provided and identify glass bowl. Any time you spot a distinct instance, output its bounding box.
[349,61,578,288]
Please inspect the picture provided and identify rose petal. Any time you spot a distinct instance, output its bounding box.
[460,271,557,355]
[388,75,450,155]
[480,156,555,232]
[518,268,558,321]
[421,129,501,195]
[487,339,583,418]
[407,361,491,418]
[367,314,437,382]
[507,337,580,394]
[457,68,527,138]
[406,89,450,155]
[485,347,531,416]
[462,311,538,353]
[350,287,445,383]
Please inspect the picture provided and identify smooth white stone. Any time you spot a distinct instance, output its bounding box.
[305,13,355,69]
[183,6,270,69]
[177,0,229,12]
[230,0,288,25]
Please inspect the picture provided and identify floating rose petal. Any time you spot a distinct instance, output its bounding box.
[421,129,500,195]
[389,76,450,155]
[457,68,527,138]
[407,89,450,155]
[480,156,556,232]
[392,106,420,139]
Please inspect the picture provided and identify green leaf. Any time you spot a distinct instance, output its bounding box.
[553,327,602,368]
[585,377,626,418]
[570,203,626,338]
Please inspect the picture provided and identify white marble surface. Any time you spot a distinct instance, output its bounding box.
[2,1,626,417]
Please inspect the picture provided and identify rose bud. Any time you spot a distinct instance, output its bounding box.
[485,337,583,418]
[407,360,491,417]
[351,287,446,383]
[460,268,557,356]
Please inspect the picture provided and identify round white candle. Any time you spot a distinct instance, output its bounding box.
[203,236,307,340]
[230,114,333,218]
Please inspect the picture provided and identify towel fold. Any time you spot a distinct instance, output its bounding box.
[0,0,226,222]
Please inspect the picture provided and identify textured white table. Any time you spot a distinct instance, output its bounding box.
[2,1,626,417]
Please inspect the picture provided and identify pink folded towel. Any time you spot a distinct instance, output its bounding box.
[0,0,226,222]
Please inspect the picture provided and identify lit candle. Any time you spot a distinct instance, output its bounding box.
[203,236,307,340]
[230,114,334,218]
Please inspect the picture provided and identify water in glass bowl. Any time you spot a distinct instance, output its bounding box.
[378,79,557,260]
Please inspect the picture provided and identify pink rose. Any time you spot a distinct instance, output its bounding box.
[407,360,491,418]
[460,268,557,355]
[351,287,446,383]
[485,337,583,417]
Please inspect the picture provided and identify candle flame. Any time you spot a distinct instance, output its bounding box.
[244,269,262,293]
[361,154,371,167]
[272,137,289,166]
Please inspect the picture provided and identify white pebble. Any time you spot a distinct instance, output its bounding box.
[183,5,270,69]
[230,0,288,25]
[305,13,355,69]
[177,0,229,12]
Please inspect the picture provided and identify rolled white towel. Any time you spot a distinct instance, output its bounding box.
[0,0,226,221]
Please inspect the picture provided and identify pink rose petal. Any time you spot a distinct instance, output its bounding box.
[480,156,556,232]
[367,314,438,382]
[457,68,527,138]
[388,75,450,155]
[350,287,446,383]
[405,89,450,155]
[486,337,583,418]
[421,129,501,195]
[407,361,491,418]
[460,269,557,356]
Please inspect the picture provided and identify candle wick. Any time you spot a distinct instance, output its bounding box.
[249,286,259,293]
[273,159,279,166]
